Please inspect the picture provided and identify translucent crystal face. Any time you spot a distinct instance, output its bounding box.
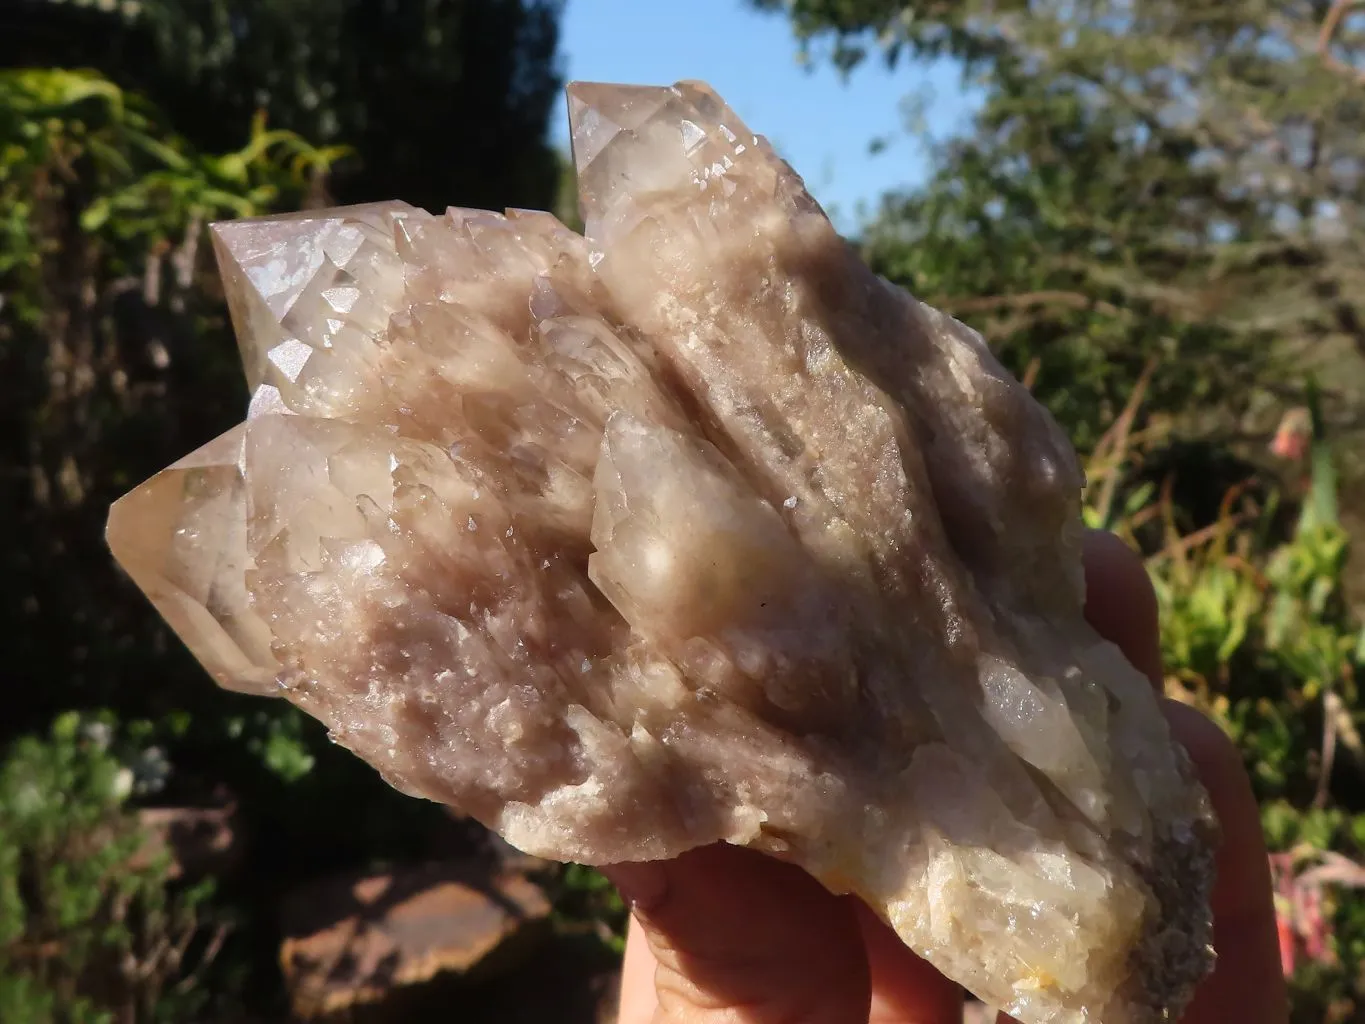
[107,81,1216,1024]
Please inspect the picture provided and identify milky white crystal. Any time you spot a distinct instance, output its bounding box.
[107,80,1217,1023]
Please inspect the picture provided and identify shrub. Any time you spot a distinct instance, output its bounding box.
[0,714,221,1024]
[1093,401,1365,1022]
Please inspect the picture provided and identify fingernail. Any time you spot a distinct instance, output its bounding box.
[601,861,669,914]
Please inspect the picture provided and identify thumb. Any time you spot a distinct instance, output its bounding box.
[604,843,870,1024]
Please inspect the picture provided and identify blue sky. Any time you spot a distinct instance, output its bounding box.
[551,0,976,230]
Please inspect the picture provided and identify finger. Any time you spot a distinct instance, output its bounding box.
[1165,702,1286,1024]
[1082,529,1163,688]
[614,858,964,1024]
[604,843,871,1024]
[617,915,662,1024]
[852,901,963,1024]
[1082,530,1286,1019]
[1086,532,1284,1020]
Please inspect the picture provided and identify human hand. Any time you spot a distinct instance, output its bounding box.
[603,530,1288,1024]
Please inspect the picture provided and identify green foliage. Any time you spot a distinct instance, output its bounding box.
[224,706,317,784]
[2,0,567,214]
[0,66,337,301]
[0,68,384,1017]
[1143,429,1363,796]
[1094,421,1365,1017]
[0,715,219,1024]
[546,865,629,956]
[760,1,1365,467]
[0,6,578,1017]
[0,67,329,731]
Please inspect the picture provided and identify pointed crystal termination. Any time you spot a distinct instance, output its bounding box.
[109,80,1216,1024]
[566,81,675,179]
[210,201,414,398]
[565,80,779,244]
[106,427,279,694]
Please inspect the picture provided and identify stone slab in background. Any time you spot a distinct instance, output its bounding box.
[279,861,551,1021]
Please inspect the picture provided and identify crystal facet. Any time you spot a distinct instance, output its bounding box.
[108,81,1217,1024]
[106,426,279,693]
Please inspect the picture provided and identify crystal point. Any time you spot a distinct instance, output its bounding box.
[106,426,279,693]
[209,201,413,396]
[565,80,674,174]
[110,81,1217,1024]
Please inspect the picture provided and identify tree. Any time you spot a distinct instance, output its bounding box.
[0,67,486,1016]
[0,67,335,728]
[0,0,568,735]
[2,0,567,214]
[0,7,572,1008]
[753,1,1365,472]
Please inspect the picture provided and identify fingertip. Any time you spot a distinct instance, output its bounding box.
[852,900,963,1024]
[607,844,870,1024]
[600,861,669,915]
[617,915,661,1024]
[1162,701,1286,1023]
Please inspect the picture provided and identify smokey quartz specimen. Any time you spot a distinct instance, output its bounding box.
[106,81,1216,1023]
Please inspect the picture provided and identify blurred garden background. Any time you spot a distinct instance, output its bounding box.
[2,0,1365,1020]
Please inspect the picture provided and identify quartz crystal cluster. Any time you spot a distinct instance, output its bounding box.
[107,81,1217,1023]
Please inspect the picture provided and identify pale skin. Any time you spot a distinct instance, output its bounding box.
[603,530,1290,1024]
